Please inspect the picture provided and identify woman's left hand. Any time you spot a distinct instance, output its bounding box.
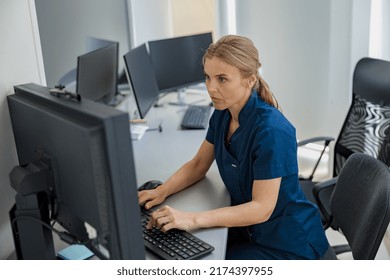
[147,205,197,233]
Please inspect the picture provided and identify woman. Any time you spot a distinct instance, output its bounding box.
[138,35,329,259]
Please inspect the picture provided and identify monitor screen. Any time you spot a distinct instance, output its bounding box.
[148,32,213,93]
[76,42,118,105]
[123,44,160,119]
[7,83,145,260]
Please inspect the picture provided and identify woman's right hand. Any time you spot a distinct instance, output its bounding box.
[138,185,169,210]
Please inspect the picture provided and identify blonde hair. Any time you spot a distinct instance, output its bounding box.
[203,35,279,109]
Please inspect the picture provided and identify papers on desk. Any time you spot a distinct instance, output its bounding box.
[57,244,94,260]
[130,124,149,140]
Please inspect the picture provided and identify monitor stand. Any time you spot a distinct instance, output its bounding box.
[168,83,208,106]
[168,88,188,106]
[8,154,57,260]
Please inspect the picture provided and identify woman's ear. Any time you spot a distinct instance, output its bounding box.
[247,74,257,88]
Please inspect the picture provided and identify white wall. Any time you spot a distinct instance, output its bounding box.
[0,0,45,259]
[380,0,390,60]
[235,0,371,141]
[325,0,370,138]
[35,0,131,88]
[128,0,173,46]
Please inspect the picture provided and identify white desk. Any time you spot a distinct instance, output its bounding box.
[123,91,231,260]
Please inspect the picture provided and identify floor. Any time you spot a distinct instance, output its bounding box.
[298,144,390,260]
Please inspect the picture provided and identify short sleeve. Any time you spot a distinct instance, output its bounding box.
[252,126,298,180]
[205,111,216,144]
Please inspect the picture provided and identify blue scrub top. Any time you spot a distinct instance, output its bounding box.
[206,91,328,259]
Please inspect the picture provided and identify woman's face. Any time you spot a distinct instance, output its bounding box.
[204,57,253,112]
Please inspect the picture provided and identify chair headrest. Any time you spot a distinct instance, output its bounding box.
[353,57,390,106]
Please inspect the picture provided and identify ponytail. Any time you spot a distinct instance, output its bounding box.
[255,74,280,110]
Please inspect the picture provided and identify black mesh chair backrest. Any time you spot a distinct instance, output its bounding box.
[334,57,390,176]
[330,153,390,259]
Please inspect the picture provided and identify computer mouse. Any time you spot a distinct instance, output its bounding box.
[138,180,163,191]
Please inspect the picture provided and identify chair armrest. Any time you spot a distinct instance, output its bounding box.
[313,177,338,190]
[297,136,335,147]
[313,177,338,229]
[332,244,352,255]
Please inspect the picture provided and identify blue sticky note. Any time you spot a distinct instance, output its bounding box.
[57,244,94,260]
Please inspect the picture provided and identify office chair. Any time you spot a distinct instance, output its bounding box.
[319,153,390,260]
[298,57,390,227]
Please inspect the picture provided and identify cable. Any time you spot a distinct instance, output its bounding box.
[11,215,85,245]
[12,216,60,234]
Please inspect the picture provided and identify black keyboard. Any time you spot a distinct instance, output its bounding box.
[141,208,214,260]
[181,105,211,129]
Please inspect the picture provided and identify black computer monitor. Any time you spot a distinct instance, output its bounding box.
[148,32,213,93]
[7,83,145,260]
[76,42,119,105]
[123,44,160,119]
[86,36,128,87]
